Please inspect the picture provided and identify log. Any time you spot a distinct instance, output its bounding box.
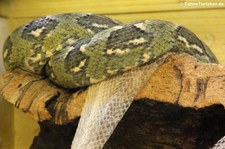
[30,100,225,149]
[1,53,225,125]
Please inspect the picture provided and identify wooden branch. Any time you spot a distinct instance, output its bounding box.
[136,54,225,108]
[1,53,225,125]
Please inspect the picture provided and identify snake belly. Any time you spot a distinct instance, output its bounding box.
[3,13,218,89]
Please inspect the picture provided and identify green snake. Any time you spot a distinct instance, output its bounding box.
[3,13,218,89]
[2,13,220,149]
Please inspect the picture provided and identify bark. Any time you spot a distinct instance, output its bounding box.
[2,53,225,148]
[31,100,225,149]
[1,54,225,124]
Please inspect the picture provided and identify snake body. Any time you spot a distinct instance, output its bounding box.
[3,13,218,89]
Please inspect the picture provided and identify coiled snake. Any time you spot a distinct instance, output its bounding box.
[3,13,218,148]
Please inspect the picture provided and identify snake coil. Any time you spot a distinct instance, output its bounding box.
[3,13,218,89]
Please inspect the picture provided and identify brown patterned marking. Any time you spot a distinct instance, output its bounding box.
[194,78,209,102]
[173,65,183,104]
[184,79,191,92]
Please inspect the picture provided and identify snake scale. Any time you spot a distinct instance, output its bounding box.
[3,13,218,89]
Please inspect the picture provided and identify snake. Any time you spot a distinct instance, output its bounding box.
[3,13,218,89]
[2,13,219,149]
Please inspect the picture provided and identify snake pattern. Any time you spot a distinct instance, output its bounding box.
[3,13,218,89]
